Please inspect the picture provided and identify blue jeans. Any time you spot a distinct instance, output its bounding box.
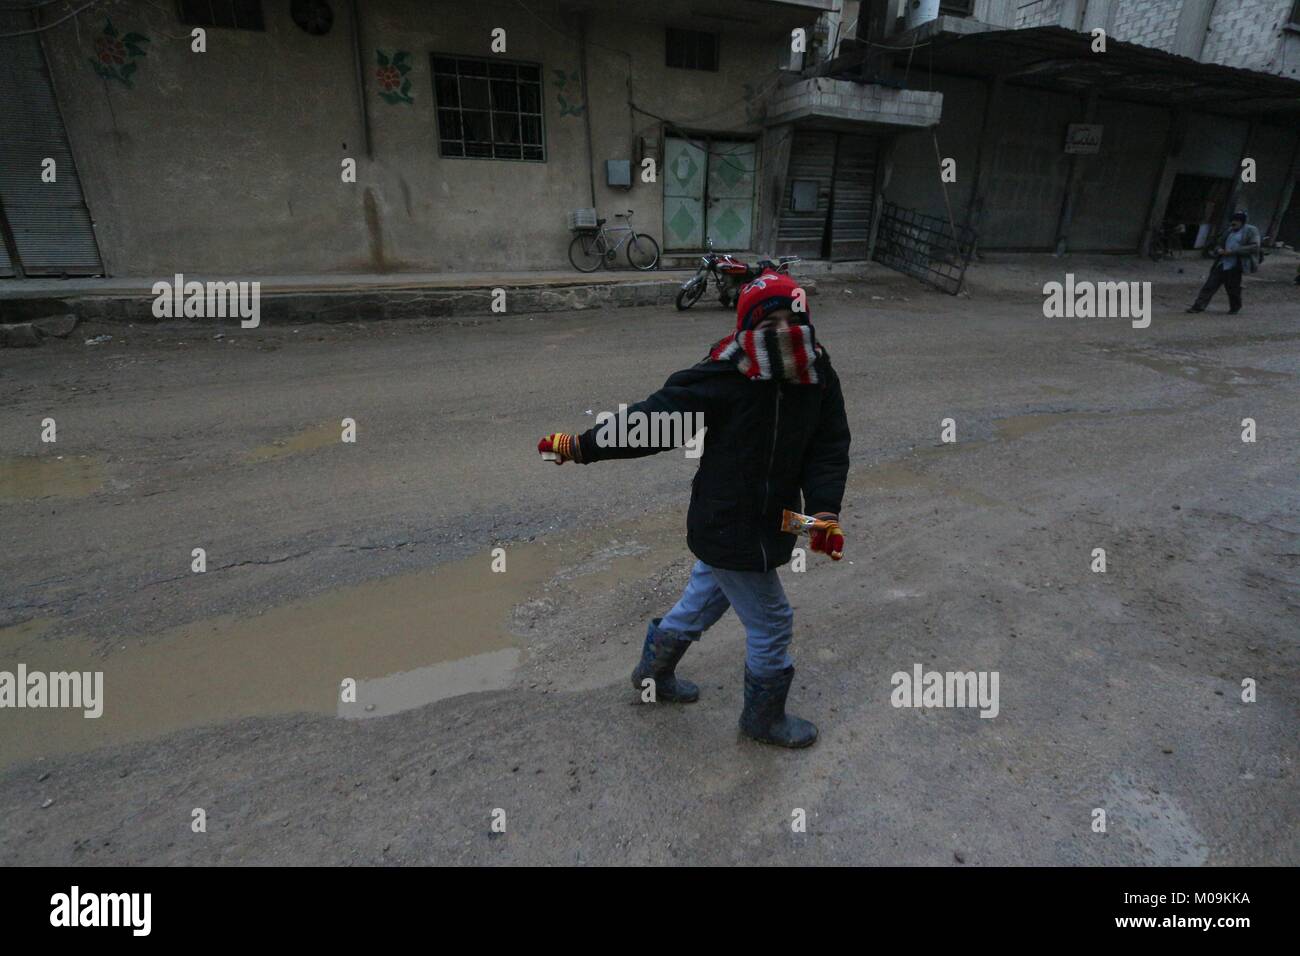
[657,560,794,677]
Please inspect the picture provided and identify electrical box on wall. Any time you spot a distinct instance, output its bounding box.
[791,180,818,213]
[637,134,661,168]
[606,159,632,188]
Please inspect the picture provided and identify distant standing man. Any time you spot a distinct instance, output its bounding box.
[1186,211,1261,315]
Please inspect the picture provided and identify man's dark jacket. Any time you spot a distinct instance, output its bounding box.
[577,350,850,572]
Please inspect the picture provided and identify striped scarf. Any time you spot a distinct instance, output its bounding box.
[708,323,821,384]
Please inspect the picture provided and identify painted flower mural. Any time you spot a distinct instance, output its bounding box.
[376,50,414,105]
[552,68,585,118]
[88,19,148,88]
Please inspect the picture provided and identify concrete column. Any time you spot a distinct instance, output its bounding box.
[1222,120,1257,231]
[1173,0,1216,60]
[1053,89,1100,255]
[822,2,844,61]
[758,125,795,254]
[963,74,1005,247]
[867,134,898,260]
[1140,109,1188,257]
[1265,133,1300,243]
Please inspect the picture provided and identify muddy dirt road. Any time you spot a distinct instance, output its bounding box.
[2,255,1297,864]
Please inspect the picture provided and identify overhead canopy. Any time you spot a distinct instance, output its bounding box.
[831,23,1300,119]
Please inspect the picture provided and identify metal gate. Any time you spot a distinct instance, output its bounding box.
[663,135,757,251]
[705,141,756,250]
[664,137,707,250]
[872,201,976,295]
[0,10,103,277]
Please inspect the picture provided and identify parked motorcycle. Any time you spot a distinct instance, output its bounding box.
[675,239,800,311]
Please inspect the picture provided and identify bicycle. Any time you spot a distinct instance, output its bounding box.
[568,209,661,273]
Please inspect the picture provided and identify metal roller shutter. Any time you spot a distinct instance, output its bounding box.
[776,131,879,260]
[777,131,836,259]
[0,10,103,276]
[830,134,877,261]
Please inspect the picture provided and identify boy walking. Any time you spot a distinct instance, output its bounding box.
[538,272,850,748]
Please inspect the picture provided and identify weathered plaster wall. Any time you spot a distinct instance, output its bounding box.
[39,0,805,276]
[883,73,985,224]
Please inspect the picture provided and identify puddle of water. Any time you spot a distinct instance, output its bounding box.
[994,411,1110,441]
[339,648,521,719]
[0,512,683,770]
[0,455,104,502]
[0,618,56,654]
[1118,353,1290,396]
[858,456,1005,509]
[860,461,929,492]
[246,422,344,463]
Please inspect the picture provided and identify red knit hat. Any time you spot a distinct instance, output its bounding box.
[735,271,808,331]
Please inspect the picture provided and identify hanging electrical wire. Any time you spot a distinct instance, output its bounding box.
[0,0,104,37]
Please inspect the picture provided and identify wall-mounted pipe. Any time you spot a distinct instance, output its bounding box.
[350,0,373,159]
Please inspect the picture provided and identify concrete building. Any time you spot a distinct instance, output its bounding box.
[1,0,879,277]
[1023,0,1300,77]
[845,0,1300,260]
[1,0,1298,283]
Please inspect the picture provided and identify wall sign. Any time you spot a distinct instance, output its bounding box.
[1065,123,1103,154]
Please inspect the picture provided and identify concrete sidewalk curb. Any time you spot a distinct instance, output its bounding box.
[0,276,823,325]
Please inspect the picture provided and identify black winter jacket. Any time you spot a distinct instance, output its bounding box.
[577,350,851,572]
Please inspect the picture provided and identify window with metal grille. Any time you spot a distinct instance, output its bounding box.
[431,55,545,161]
[666,28,719,71]
[940,0,975,15]
[177,0,265,30]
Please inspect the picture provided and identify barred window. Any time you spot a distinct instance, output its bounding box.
[177,0,265,30]
[666,28,719,72]
[431,55,545,162]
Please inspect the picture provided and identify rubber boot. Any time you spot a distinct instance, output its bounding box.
[739,666,817,748]
[630,618,699,703]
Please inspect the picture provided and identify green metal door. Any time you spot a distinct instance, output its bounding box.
[663,137,706,250]
[706,141,755,250]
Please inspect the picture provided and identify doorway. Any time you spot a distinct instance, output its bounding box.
[663,135,757,251]
[1163,174,1233,251]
